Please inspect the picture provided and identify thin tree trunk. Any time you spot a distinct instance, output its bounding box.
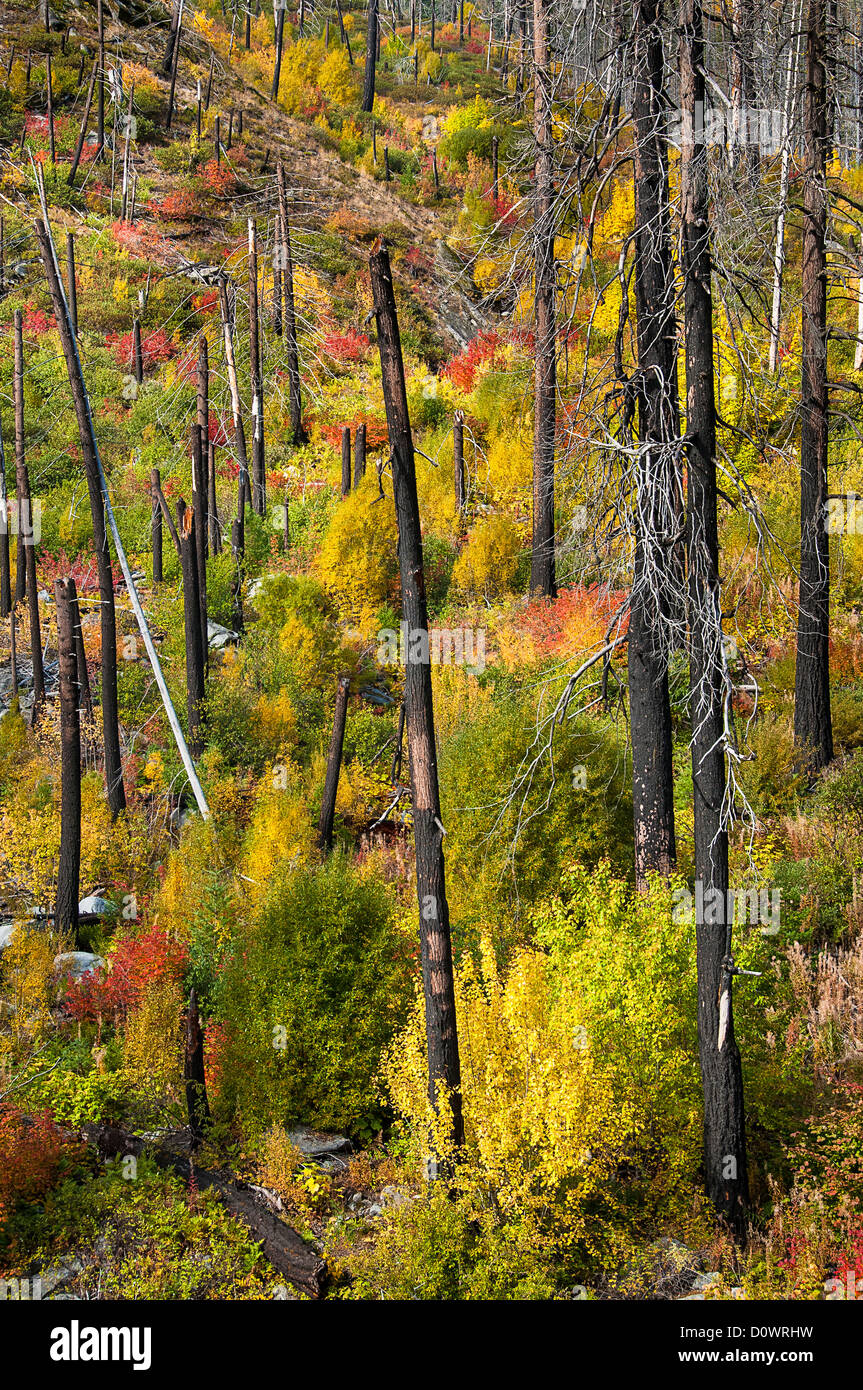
[36,221,126,815]
[530,0,556,597]
[794,0,833,773]
[55,577,82,944]
[13,310,45,724]
[196,338,210,565]
[0,422,10,619]
[453,409,465,510]
[67,233,78,338]
[151,467,163,586]
[769,0,803,374]
[96,0,105,157]
[191,427,208,666]
[628,0,678,888]
[248,220,266,515]
[208,441,221,556]
[341,426,352,496]
[354,422,366,485]
[680,0,749,1233]
[178,500,205,759]
[318,674,350,850]
[272,3,286,97]
[277,160,306,444]
[184,987,211,1144]
[370,240,464,1158]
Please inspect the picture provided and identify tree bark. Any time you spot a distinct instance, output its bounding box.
[55,577,81,945]
[184,986,211,1143]
[628,0,678,888]
[362,0,379,111]
[0,421,10,619]
[453,409,465,511]
[530,0,556,598]
[341,426,352,497]
[36,219,126,815]
[680,0,749,1233]
[370,240,464,1157]
[354,422,366,485]
[151,467,163,586]
[794,0,833,772]
[318,674,350,851]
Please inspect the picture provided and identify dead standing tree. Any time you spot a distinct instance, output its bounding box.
[794,0,833,773]
[318,674,351,851]
[680,0,749,1232]
[627,0,680,887]
[370,240,464,1158]
[530,0,557,598]
[55,577,82,945]
[276,160,307,445]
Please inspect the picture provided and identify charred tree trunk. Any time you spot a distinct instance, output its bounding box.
[341,426,352,496]
[67,234,78,338]
[151,468,163,586]
[248,221,266,515]
[178,500,205,759]
[219,279,251,514]
[272,2,286,98]
[680,0,749,1233]
[184,987,211,1144]
[453,410,465,511]
[354,422,367,485]
[277,161,306,445]
[55,577,81,945]
[96,0,105,157]
[530,0,556,598]
[318,674,350,851]
[69,573,92,725]
[794,0,833,773]
[370,240,464,1157]
[36,220,126,815]
[68,58,97,187]
[13,310,45,723]
[208,441,221,556]
[362,0,379,111]
[0,424,10,620]
[196,339,210,558]
[231,517,244,633]
[191,426,208,662]
[628,0,678,888]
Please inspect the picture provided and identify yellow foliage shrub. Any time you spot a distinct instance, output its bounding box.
[451,514,523,601]
[123,974,184,1102]
[315,480,399,634]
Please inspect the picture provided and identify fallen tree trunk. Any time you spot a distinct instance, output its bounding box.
[82,1122,327,1298]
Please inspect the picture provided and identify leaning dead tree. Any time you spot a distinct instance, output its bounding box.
[318,674,351,851]
[680,0,749,1233]
[276,159,306,445]
[370,239,464,1158]
[35,213,210,819]
[794,0,833,773]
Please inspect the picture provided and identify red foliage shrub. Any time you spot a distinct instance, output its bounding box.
[203,1020,228,1097]
[150,188,198,221]
[442,330,502,393]
[62,924,189,1024]
[193,289,220,315]
[0,1106,83,1222]
[520,584,629,660]
[22,304,51,338]
[38,549,99,596]
[320,416,389,452]
[321,328,371,363]
[199,159,239,196]
[105,327,178,372]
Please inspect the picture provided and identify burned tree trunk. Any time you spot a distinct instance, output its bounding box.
[362,0,379,112]
[794,0,833,774]
[628,0,678,888]
[178,500,205,759]
[184,986,211,1144]
[277,160,306,445]
[370,240,464,1156]
[354,422,367,485]
[318,674,350,851]
[67,233,78,339]
[191,426,208,661]
[196,339,210,562]
[0,423,10,619]
[680,0,749,1233]
[530,0,556,598]
[454,410,465,511]
[248,220,266,516]
[341,426,352,497]
[151,468,163,586]
[70,581,93,725]
[13,310,45,723]
[272,1,286,98]
[37,219,126,815]
[55,577,82,945]
[68,59,98,188]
